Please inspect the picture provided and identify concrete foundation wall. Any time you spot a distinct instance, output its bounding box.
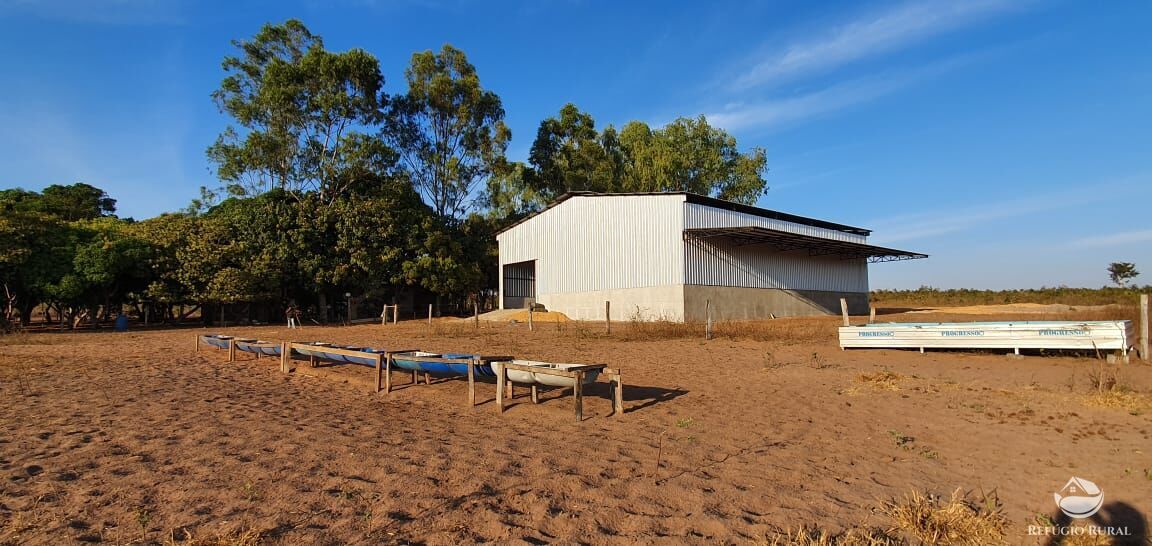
[539,285,685,322]
[683,285,869,321]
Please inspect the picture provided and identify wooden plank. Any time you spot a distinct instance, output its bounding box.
[467,358,476,406]
[384,354,393,393]
[531,384,539,404]
[611,369,624,416]
[573,372,584,422]
[869,306,876,324]
[605,301,611,334]
[228,339,236,362]
[428,304,432,325]
[194,334,199,353]
[840,298,849,327]
[374,353,383,392]
[528,306,533,331]
[496,365,506,413]
[280,342,290,373]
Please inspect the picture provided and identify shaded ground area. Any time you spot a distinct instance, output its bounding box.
[1,315,1150,544]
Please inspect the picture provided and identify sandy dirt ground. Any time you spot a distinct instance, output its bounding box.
[1,316,1150,545]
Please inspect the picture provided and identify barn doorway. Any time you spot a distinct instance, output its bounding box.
[502,260,536,309]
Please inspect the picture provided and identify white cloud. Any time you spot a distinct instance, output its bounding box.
[705,73,913,132]
[1071,230,1152,248]
[731,0,1021,90]
[866,175,1147,245]
[704,55,969,132]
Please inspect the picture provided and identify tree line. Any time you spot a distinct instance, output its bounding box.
[0,20,768,331]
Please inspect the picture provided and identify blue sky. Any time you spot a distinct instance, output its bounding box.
[1,0,1149,289]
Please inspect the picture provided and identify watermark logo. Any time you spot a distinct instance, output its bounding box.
[1054,477,1103,519]
[1029,477,1130,538]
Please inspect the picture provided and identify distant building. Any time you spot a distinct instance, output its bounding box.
[496,192,925,321]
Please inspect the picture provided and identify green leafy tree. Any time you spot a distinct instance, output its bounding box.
[388,44,510,219]
[1,183,116,221]
[208,19,393,201]
[618,116,767,204]
[0,210,76,325]
[1107,262,1139,287]
[527,103,620,199]
[514,107,768,211]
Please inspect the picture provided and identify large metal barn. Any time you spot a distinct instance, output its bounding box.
[496,192,925,321]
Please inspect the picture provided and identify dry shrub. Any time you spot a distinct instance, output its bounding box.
[164,527,262,546]
[617,317,839,344]
[1055,533,1113,546]
[1082,390,1151,415]
[855,370,905,391]
[762,526,900,546]
[882,489,1008,546]
[766,490,1007,546]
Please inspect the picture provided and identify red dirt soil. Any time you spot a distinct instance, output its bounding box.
[1,317,1150,544]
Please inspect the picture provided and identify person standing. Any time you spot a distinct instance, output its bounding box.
[286,303,299,329]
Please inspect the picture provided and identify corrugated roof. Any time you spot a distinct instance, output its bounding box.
[495,191,872,236]
[685,226,927,263]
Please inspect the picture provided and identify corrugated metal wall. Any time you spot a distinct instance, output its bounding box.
[498,194,686,296]
[683,203,866,243]
[683,235,869,292]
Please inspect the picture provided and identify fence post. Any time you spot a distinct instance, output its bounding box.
[840,298,849,327]
[605,301,611,334]
[474,301,479,329]
[1141,294,1149,361]
[869,306,876,324]
[427,304,432,325]
[705,299,713,340]
[528,305,534,331]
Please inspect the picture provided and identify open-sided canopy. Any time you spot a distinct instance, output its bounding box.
[686,226,927,263]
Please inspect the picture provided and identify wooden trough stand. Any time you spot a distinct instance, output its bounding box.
[382,352,514,407]
[494,361,624,422]
[193,334,246,362]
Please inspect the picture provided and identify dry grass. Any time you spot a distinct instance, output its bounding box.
[882,489,1008,546]
[855,370,905,391]
[765,489,1008,546]
[762,527,901,546]
[1082,390,1152,415]
[617,316,838,344]
[164,527,263,546]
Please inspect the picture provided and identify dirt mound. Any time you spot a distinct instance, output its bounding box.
[472,309,571,323]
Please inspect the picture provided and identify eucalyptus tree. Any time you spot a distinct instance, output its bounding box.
[208,19,394,202]
[388,44,510,219]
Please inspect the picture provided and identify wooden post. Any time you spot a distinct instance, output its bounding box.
[605,301,611,334]
[840,298,850,327]
[496,365,506,413]
[613,370,624,416]
[393,305,398,325]
[531,384,539,404]
[1142,294,1149,361]
[705,299,713,340]
[194,334,200,353]
[573,372,584,422]
[384,354,393,392]
[374,353,384,392]
[227,339,236,362]
[528,306,534,331]
[467,358,476,406]
[869,306,876,324]
[473,301,479,329]
[427,304,432,325]
[280,342,290,373]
